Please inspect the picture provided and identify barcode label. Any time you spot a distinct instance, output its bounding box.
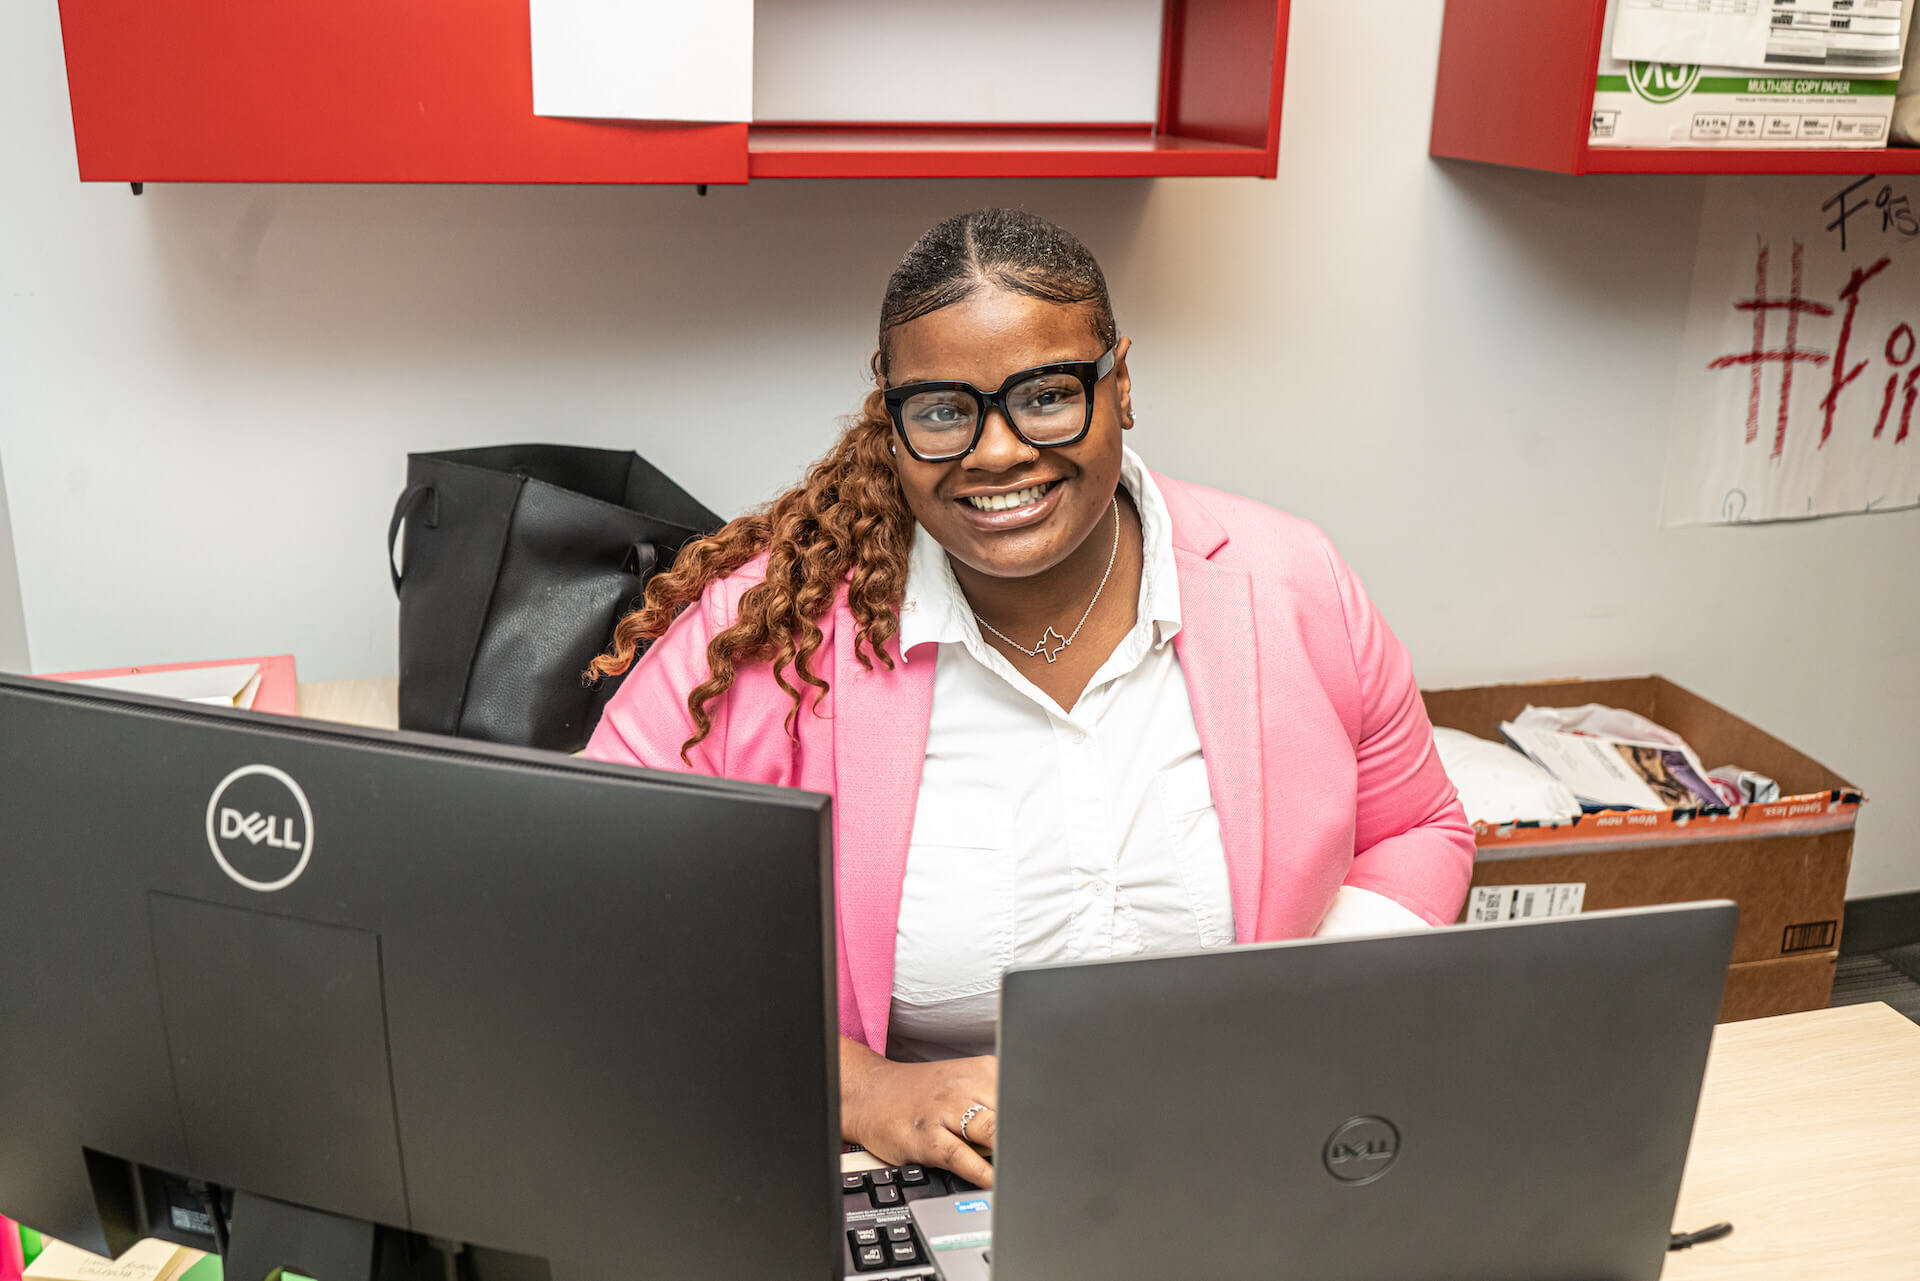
[1466,883,1586,924]
[1781,920,1837,953]
[171,1205,213,1235]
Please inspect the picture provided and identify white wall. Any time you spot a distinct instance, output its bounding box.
[0,454,28,672]
[3,1,1916,896]
[754,0,1165,123]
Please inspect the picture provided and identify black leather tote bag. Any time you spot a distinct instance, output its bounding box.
[387,444,722,752]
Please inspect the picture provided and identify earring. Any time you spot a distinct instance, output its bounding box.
[890,442,897,456]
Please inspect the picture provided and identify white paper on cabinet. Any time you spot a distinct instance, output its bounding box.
[530,0,753,122]
[1610,0,1913,77]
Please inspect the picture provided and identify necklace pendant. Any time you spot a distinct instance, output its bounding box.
[1035,626,1070,663]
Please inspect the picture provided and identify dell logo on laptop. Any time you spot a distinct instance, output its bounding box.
[205,764,314,892]
[1323,1116,1400,1184]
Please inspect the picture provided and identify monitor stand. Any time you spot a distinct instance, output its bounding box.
[87,1157,551,1281]
[223,1192,443,1281]
[219,1190,549,1281]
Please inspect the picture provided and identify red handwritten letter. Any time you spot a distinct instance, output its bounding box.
[1817,257,1893,448]
[1709,241,1834,459]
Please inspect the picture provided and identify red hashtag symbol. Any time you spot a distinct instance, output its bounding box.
[1708,242,1833,460]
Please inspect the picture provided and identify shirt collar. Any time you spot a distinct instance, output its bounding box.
[897,445,1182,661]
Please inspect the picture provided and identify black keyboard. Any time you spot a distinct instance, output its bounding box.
[840,1162,981,1277]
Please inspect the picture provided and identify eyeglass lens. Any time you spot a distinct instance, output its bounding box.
[899,370,1090,459]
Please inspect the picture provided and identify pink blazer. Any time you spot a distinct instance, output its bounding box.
[585,473,1475,1053]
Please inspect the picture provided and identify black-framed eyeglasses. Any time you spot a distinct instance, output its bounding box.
[883,346,1119,463]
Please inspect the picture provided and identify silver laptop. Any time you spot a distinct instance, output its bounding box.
[910,901,1737,1281]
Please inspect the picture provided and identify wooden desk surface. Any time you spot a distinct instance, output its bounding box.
[1661,1001,1920,1278]
[295,677,398,730]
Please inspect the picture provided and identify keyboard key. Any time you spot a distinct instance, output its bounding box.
[885,1224,913,1242]
[899,1164,929,1185]
[903,1172,949,1202]
[947,1174,980,1194]
[868,1183,903,1207]
[888,1240,920,1265]
[849,1227,880,1248]
[869,1167,896,1186]
[842,1173,868,1193]
[854,1243,889,1271]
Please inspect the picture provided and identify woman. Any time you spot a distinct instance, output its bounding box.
[584,208,1473,1188]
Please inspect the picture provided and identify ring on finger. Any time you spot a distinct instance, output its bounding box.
[960,1103,987,1143]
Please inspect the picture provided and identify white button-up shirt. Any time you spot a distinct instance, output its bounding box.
[886,449,1231,1062]
[886,448,1423,1062]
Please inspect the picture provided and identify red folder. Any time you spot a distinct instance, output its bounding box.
[0,1215,22,1281]
[40,654,300,717]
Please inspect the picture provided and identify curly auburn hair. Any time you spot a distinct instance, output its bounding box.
[587,208,1119,759]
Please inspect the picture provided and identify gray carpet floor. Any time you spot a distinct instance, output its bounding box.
[1830,948,1920,1024]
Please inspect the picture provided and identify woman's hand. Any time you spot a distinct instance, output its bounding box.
[841,1037,997,1188]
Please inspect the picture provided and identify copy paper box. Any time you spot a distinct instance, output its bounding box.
[1590,0,1898,148]
[1422,676,1862,1020]
[24,1239,213,1281]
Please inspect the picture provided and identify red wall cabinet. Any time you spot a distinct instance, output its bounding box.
[56,0,1289,184]
[1431,0,1920,175]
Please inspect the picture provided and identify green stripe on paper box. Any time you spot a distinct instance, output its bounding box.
[1701,76,1896,95]
[1598,74,1897,95]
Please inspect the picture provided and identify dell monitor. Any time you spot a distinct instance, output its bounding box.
[0,672,842,1281]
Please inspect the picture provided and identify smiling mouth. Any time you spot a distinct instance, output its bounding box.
[963,481,1058,513]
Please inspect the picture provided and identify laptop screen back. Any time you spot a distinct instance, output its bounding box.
[993,903,1737,1281]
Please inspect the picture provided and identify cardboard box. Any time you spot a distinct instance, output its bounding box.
[1720,951,1841,1023]
[1589,0,1897,149]
[1423,676,1863,1020]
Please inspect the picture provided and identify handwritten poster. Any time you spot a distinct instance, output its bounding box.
[1662,175,1920,525]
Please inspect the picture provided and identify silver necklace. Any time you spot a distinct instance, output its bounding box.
[972,497,1120,664]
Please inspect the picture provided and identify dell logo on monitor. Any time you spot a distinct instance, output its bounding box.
[218,807,302,849]
[1323,1116,1400,1184]
[205,764,314,892]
